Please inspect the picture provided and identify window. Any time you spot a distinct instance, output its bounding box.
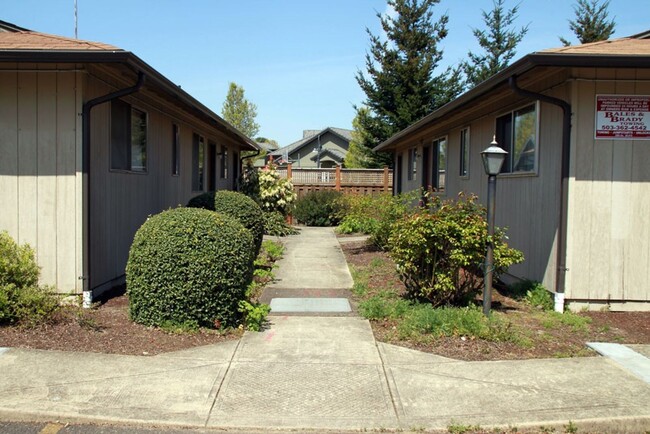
[192,133,205,191]
[459,127,470,177]
[220,145,228,179]
[407,148,417,181]
[172,124,180,176]
[432,137,447,192]
[111,99,147,172]
[496,103,537,173]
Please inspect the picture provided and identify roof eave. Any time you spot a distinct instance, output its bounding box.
[374,52,650,152]
[0,49,259,151]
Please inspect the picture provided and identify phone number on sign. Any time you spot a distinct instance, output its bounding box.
[599,125,647,131]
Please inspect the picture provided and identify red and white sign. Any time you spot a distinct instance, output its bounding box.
[595,95,650,139]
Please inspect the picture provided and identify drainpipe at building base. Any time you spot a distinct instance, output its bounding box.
[554,292,565,313]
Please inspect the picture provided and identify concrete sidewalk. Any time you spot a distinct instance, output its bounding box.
[0,227,648,432]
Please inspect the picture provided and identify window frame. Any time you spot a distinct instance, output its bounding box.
[459,127,470,179]
[432,136,447,193]
[192,133,205,192]
[109,99,148,174]
[495,102,539,176]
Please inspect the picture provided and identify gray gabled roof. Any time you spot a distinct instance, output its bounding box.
[270,127,352,157]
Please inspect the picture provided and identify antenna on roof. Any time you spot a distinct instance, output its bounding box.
[74,0,78,39]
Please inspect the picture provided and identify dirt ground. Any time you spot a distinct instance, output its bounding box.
[340,240,650,361]
[0,288,241,356]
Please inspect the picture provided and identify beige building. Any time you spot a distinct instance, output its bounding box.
[269,128,352,168]
[376,33,650,311]
[0,22,258,301]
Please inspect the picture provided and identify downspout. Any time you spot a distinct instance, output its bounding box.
[81,72,145,308]
[508,75,571,312]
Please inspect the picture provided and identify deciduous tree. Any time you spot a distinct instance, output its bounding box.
[221,82,260,139]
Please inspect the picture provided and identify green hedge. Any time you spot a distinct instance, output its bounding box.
[213,191,264,256]
[293,190,344,226]
[187,192,216,210]
[126,207,254,328]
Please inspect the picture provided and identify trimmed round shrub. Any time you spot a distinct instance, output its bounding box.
[293,190,344,226]
[213,191,264,256]
[126,207,254,328]
[187,192,216,210]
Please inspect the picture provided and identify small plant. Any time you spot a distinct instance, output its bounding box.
[159,319,200,334]
[75,310,103,332]
[238,300,270,331]
[263,211,299,236]
[293,190,344,226]
[0,231,59,327]
[358,293,411,320]
[564,421,578,434]
[542,311,591,332]
[261,240,284,262]
[447,422,482,434]
[523,282,554,311]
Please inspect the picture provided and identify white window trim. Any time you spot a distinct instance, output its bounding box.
[432,136,447,194]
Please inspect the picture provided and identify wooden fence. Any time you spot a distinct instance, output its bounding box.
[277,165,393,198]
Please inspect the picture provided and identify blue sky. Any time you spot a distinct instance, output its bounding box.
[3,0,648,145]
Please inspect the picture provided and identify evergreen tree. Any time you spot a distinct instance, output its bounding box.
[345,107,381,168]
[559,0,616,46]
[354,0,461,168]
[461,0,528,88]
[221,82,260,138]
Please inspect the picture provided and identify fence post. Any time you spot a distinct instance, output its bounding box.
[335,165,341,191]
[383,166,389,192]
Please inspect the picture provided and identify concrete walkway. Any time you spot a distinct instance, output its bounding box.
[0,227,649,432]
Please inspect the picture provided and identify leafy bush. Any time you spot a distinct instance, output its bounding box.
[126,207,255,329]
[293,190,344,226]
[258,162,297,215]
[238,300,270,331]
[336,191,421,249]
[187,191,216,210]
[262,211,299,236]
[213,190,264,256]
[388,194,524,307]
[0,231,58,326]
[519,281,554,311]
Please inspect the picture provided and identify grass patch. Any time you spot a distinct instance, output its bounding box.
[541,311,592,332]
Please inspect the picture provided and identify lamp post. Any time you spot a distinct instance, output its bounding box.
[480,137,507,316]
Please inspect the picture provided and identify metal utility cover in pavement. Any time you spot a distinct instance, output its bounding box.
[270,297,351,312]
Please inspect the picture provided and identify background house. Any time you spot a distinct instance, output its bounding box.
[269,127,352,168]
[375,33,650,311]
[0,22,258,300]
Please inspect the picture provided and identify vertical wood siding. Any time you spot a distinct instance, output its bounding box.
[567,68,650,302]
[86,75,245,292]
[0,67,82,292]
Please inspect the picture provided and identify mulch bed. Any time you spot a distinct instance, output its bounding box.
[0,289,241,356]
[340,240,650,361]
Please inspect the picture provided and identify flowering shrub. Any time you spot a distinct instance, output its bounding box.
[258,162,297,216]
[388,194,523,307]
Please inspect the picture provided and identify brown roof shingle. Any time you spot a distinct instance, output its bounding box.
[541,37,650,56]
[0,30,121,51]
